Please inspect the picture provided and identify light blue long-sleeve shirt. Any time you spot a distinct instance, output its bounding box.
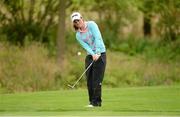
[76,21,106,55]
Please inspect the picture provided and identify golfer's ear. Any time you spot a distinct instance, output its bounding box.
[81,17,84,21]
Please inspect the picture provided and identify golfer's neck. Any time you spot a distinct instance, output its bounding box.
[80,22,86,31]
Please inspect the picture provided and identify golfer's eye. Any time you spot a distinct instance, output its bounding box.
[73,20,79,23]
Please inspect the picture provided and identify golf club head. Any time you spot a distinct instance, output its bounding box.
[67,84,74,89]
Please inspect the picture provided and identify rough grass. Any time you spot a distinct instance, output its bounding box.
[0,85,180,116]
[0,42,60,92]
[0,42,179,92]
[104,51,180,87]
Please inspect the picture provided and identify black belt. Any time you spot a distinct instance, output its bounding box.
[101,52,106,55]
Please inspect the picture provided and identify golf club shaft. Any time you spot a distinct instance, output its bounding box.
[72,61,94,88]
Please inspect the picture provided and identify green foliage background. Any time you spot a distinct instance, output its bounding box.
[0,0,179,93]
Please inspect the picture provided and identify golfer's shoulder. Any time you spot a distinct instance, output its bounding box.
[87,21,97,27]
[75,32,80,39]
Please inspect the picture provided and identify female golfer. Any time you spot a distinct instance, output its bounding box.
[71,12,106,107]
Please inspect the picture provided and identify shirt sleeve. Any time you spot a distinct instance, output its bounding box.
[76,34,95,55]
[89,21,102,54]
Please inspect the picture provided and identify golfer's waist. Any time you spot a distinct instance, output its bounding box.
[87,52,106,56]
[100,52,106,55]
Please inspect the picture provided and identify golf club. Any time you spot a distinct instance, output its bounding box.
[67,61,94,89]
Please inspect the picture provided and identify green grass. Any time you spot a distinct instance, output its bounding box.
[0,85,180,116]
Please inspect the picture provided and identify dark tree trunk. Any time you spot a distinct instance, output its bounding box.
[56,0,66,68]
[143,16,151,37]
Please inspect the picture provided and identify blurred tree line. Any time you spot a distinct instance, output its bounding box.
[0,0,179,54]
[0,0,179,92]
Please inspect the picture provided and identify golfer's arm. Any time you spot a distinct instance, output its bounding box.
[90,22,102,54]
[76,36,95,55]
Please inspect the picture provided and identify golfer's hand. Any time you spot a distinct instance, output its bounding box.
[92,54,101,61]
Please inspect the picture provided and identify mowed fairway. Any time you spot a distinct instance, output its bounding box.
[0,85,180,116]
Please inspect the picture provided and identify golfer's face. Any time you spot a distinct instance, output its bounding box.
[73,19,83,28]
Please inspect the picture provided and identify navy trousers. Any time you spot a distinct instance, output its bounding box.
[85,53,106,106]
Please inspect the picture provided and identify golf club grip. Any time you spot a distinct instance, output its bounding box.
[72,61,94,87]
